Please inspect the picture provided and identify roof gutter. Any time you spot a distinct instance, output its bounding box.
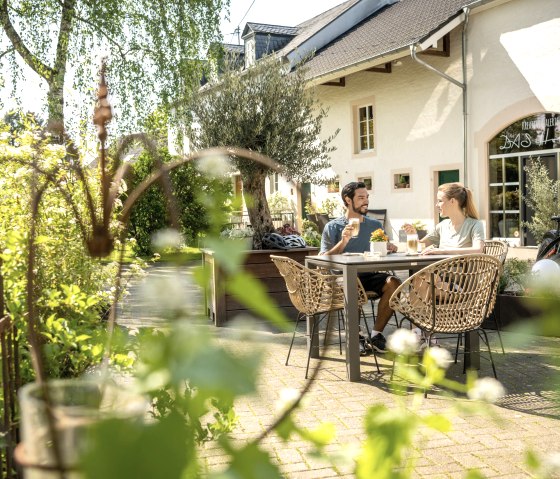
[411,8,471,186]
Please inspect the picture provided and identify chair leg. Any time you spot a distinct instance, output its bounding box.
[454,333,461,364]
[359,307,371,337]
[479,329,498,379]
[490,311,506,354]
[286,313,303,366]
[337,311,344,355]
[305,314,319,379]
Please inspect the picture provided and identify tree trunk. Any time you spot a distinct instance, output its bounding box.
[46,76,65,141]
[243,168,275,249]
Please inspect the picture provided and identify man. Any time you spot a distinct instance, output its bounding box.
[320,181,401,353]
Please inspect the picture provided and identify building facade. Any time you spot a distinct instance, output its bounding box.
[211,0,560,243]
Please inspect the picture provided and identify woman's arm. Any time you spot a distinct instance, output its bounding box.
[420,239,484,255]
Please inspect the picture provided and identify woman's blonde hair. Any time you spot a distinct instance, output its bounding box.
[438,182,479,219]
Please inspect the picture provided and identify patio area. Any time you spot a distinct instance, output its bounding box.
[119,262,560,478]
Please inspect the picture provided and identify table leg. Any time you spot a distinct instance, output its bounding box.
[343,265,361,381]
[307,314,320,359]
[464,330,480,370]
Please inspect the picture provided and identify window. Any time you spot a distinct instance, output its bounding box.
[393,172,411,190]
[269,172,279,194]
[358,105,374,151]
[245,38,255,68]
[357,176,372,190]
[327,179,340,193]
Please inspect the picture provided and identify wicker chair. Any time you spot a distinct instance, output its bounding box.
[271,255,379,378]
[481,240,509,353]
[389,254,502,384]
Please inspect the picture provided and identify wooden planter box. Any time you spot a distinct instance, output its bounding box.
[202,247,319,326]
[483,293,543,330]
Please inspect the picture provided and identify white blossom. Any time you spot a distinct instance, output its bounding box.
[197,154,230,178]
[540,452,560,477]
[426,346,452,369]
[387,328,419,355]
[467,377,506,403]
[274,388,302,413]
[151,228,183,250]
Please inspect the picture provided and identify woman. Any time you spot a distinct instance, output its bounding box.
[403,182,484,255]
[403,183,485,346]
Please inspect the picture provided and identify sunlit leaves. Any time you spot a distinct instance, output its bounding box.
[82,412,193,479]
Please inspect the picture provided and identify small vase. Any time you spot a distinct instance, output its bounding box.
[370,241,387,256]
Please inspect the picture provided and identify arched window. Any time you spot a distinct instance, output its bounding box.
[488,113,560,246]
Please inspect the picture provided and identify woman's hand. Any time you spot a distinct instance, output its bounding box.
[402,223,416,234]
[420,245,441,255]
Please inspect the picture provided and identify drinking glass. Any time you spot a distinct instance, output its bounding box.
[349,218,360,237]
[406,233,419,255]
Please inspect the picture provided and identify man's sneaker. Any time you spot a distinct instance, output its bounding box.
[370,333,387,353]
[359,333,372,355]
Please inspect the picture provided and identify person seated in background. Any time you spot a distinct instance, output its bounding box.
[320,181,400,353]
[403,182,484,255]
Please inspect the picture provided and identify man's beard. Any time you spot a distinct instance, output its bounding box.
[351,203,367,214]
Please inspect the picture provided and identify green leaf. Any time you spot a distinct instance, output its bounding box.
[212,443,283,479]
[227,272,290,331]
[421,413,452,433]
[82,412,193,479]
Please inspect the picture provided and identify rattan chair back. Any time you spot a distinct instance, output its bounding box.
[484,240,508,265]
[270,255,367,316]
[389,254,502,334]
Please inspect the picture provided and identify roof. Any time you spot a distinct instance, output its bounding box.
[299,0,484,81]
[241,23,298,38]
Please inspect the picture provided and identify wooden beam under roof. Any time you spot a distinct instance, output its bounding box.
[420,33,450,57]
[366,62,392,73]
[321,77,346,87]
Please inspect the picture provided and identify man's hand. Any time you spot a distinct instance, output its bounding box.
[402,223,416,234]
[387,242,398,253]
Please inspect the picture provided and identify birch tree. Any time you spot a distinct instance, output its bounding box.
[0,0,227,136]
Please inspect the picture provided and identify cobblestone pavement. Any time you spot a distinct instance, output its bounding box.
[119,263,560,479]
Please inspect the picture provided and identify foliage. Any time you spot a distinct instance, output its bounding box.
[301,220,321,247]
[411,220,427,231]
[268,192,295,215]
[188,55,339,244]
[320,197,339,217]
[0,0,227,136]
[522,158,560,242]
[498,257,532,294]
[304,198,318,215]
[220,226,254,239]
[127,147,232,256]
[370,228,389,242]
[0,123,141,380]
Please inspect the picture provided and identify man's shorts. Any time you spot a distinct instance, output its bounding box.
[358,272,395,296]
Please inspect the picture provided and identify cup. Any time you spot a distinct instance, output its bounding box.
[348,218,360,237]
[406,233,419,255]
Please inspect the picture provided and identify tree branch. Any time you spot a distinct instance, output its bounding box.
[0,0,54,82]
[51,0,128,62]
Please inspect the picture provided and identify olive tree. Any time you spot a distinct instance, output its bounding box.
[0,0,227,136]
[188,56,338,246]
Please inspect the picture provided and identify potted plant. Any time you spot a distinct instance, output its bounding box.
[411,220,428,240]
[370,228,389,256]
[487,258,536,330]
[220,226,254,249]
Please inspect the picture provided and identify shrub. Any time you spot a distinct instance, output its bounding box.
[128,147,232,256]
[522,158,560,242]
[0,124,138,380]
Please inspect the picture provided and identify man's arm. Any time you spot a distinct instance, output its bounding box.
[320,223,353,255]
